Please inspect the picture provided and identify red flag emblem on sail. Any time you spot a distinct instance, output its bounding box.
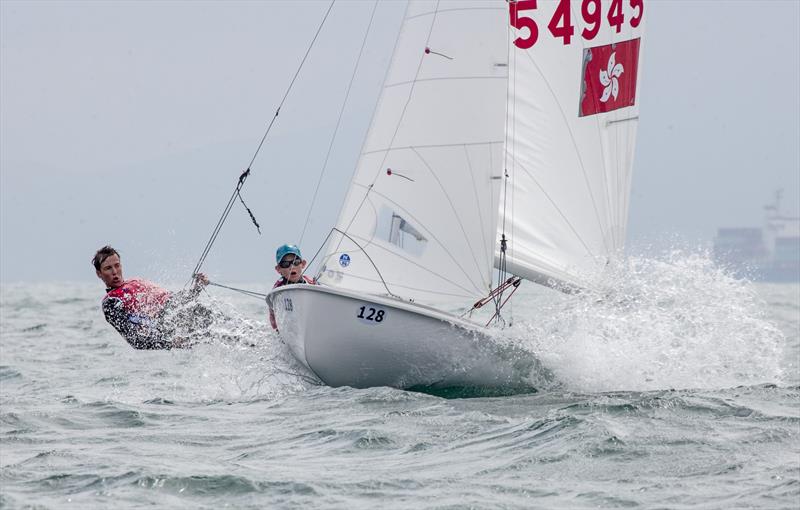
[579,38,640,117]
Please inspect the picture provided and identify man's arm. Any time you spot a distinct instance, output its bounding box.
[169,273,210,307]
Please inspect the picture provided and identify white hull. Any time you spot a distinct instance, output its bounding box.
[267,285,540,391]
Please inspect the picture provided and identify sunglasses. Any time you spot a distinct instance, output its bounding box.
[278,257,303,269]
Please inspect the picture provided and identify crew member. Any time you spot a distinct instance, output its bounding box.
[269,244,315,330]
[93,245,209,349]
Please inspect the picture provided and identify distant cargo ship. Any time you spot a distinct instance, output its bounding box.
[713,191,800,282]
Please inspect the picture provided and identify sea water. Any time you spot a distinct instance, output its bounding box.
[1,254,798,509]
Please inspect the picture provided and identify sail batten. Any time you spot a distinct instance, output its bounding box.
[362,140,504,155]
[385,76,507,88]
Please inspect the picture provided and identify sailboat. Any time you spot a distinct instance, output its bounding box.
[267,0,645,390]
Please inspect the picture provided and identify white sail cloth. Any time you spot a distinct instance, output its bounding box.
[318,1,508,304]
[500,0,645,289]
[318,0,645,303]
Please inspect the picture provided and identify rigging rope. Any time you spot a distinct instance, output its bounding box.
[461,276,521,327]
[298,0,379,247]
[207,281,267,300]
[494,12,516,321]
[190,0,337,282]
[485,277,521,327]
[307,228,400,300]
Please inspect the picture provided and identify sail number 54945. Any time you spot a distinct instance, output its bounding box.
[357,306,385,323]
[510,0,643,49]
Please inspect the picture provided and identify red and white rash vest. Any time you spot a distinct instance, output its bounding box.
[102,279,173,349]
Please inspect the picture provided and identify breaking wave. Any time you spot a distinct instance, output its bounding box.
[511,251,786,392]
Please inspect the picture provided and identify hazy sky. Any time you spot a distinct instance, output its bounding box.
[1,0,798,284]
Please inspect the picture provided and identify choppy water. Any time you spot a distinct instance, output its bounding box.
[1,255,798,509]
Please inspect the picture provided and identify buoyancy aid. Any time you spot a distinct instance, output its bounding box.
[102,279,173,349]
[272,275,316,289]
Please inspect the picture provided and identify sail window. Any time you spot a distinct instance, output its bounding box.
[376,207,427,257]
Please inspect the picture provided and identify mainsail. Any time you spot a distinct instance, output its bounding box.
[501,0,645,289]
[317,0,645,303]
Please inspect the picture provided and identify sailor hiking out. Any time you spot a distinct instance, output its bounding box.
[93,245,211,349]
[269,244,316,330]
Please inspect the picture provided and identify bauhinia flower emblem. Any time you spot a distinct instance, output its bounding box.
[599,52,624,103]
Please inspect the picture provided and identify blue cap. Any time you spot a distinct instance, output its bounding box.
[276,244,302,264]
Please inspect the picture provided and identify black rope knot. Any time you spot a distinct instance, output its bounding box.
[238,168,251,185]
[236,189,261,235]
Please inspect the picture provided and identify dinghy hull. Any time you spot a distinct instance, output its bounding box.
[267,285,535,390]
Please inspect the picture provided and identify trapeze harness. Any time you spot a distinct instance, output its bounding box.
[269,276,316,330]
[102,279,175,349]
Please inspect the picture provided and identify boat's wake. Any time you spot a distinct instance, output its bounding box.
[115,296,323,403]
[177,336,322,401]
[506,251,786,393]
